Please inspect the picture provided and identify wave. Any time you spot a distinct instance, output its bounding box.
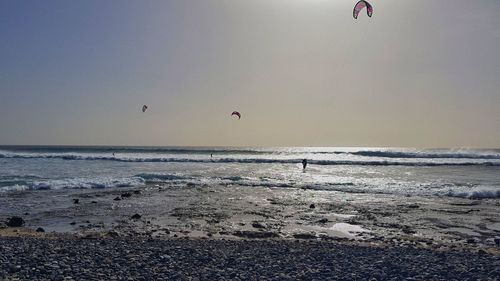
[1,152,500,167]
[0,177,145,192]
[446,187,500,199]
[2,172,499,200]
[351,150,500,160]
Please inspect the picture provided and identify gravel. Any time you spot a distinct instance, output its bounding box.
[1,237,499,280]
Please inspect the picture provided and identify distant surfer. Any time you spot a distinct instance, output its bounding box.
[302,159,307,170]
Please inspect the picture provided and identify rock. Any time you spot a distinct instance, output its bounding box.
[309,204,316,209]
[121,193,132,198]
[107,231,120,237]
[317,218,329,224]
[402,226,416,234]
[233,231,279,239]
[113,197,121,201]
[133,190,141,194]
[6,216,24,227]
[72,199,79,204]
[159,255,171,261]
[36,227,45,232]
[8,264,20,273]
[266,198,278,203]
[131,214,142,220]
[252,222,267,229]
[293,233,317,239]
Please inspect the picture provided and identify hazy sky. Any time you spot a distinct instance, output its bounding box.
[1,0,499,147]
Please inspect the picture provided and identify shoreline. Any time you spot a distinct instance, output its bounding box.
[1,184,500,253]
[1,226,499,255]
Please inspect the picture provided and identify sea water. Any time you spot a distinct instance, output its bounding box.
[1,146,499,199]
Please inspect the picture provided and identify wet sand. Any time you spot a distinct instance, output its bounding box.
[1,184,499,251]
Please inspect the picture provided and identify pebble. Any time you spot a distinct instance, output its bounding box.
[0,237,498,280]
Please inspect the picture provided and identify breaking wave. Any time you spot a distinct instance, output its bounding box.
[351,150,500,160]
[1,151,500,167]
[446,187,500,199]
[0,177,146,192]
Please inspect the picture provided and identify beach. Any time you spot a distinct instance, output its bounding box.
[1,146,500,279]
[1,184,500,280]
[1,236,499,281]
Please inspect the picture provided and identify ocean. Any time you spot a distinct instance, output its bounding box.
[1,146,499,199]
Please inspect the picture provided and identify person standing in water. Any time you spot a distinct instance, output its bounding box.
[302,159,308,170]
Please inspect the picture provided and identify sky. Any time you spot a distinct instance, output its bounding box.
[1,0,499,147]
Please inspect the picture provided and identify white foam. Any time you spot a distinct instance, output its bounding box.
[447,186,500,199]
[0,177,147,191]
[0,184,29,192]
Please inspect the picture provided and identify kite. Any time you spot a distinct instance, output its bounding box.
[353,0,373,19]
[142,105,148,113]
[231,111,241,119]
